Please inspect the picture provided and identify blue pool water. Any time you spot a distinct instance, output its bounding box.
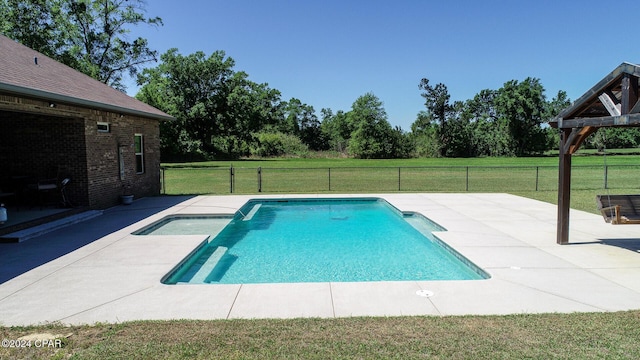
[133,215,232,236]
[162,198,487,284]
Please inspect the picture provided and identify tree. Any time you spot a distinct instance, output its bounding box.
[544,90,571,121]
[1,0,162,90]
[347,93,396,158]
[414,77,567,158]
[543,90,572,152]
[410,111,440,157]
[320,108,351,154]
[440,101,473,157]
[135,66,193,160]
[389,126,414,159]
[0,0,64,56]
[137,48,286,159]
[419,78,451,124]
[462,89,512,156]
[494,78,548,156]
[222,74,284,155]
[137,49,237,158]
[282,98,326,150]
[418,78,457,156]
[586,127,640,151]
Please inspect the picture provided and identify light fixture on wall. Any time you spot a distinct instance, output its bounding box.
[49,102,56,108]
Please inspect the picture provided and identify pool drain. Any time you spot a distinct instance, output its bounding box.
[416,289,434,298]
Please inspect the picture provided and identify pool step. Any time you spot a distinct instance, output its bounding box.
[190,246,228,283]
[242,204,261,221]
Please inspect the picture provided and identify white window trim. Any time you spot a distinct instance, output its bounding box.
[97,122,110,133]
[134,134,144,174]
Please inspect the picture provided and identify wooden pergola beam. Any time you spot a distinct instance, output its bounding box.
[557,113,640,129]
[562,127,597,155]
[598,92,621,116]
[556,125,598,245]
[622,73,639,114]
[557,128,572,245]
[554,67,640,245]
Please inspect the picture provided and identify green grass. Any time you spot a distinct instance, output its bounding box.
[161,155,640,214]
[162,152,640,168]
[2,312,639,359]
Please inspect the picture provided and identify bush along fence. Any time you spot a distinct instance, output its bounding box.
[160,165,640,195]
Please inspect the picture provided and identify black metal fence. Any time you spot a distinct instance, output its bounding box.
[160,165,640,195]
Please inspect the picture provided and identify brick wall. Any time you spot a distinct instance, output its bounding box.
[84,111,161,208]
[0,93,161,209]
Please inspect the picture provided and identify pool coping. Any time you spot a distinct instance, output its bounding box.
[1,193,639,325]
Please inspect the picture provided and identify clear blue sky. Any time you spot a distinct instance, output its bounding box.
[127,0,639,130]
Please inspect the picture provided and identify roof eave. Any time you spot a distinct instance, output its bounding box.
[556,62,640,120]
[0,83,175,121]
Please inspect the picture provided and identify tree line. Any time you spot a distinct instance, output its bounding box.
[135,48,576,160]
[4,0,640,161]
[136,48,413,160]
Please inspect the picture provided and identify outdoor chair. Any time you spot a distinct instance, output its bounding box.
[27,167,61,209]
[596,194,640,225]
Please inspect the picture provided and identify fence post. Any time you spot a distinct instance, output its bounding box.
[398,167,401,191]
[535,166,539,191]
[604,165,609,189]
[466,166,469,191]
[230,165,234,193]
[257,167,262,192]
[160,167,165,194]
[328,168,331,191]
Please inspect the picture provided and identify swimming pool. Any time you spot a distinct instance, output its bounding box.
[161,198,488,284]
[133,214,232,236]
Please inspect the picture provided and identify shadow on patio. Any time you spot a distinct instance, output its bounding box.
[570,238,640,254]
[0,195,194,284]
[600,238,640,253]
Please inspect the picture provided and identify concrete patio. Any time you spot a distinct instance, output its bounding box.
[0,193,639,326]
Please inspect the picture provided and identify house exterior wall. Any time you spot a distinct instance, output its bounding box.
[84,110,161,208]
[0,93,161,209]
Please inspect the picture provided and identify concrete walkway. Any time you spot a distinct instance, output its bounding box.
[0,194,639,326]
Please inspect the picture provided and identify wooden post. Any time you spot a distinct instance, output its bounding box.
[557,129,572,245]
[621,73,638,115]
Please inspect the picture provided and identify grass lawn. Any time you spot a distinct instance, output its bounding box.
[2,312,640,359]
[3,155,640,359]
[161,152,640,168]
[161,155,640,214]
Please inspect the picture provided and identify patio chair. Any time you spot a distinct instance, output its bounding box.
[27,166,60,209]
[596,194,640,225]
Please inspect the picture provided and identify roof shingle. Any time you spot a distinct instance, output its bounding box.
[0,34,173,121]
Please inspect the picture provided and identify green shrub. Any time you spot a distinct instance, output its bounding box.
[251,132,309,157]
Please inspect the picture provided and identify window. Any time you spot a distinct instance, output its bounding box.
[134,134,144,174]
[97,122,110,133]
